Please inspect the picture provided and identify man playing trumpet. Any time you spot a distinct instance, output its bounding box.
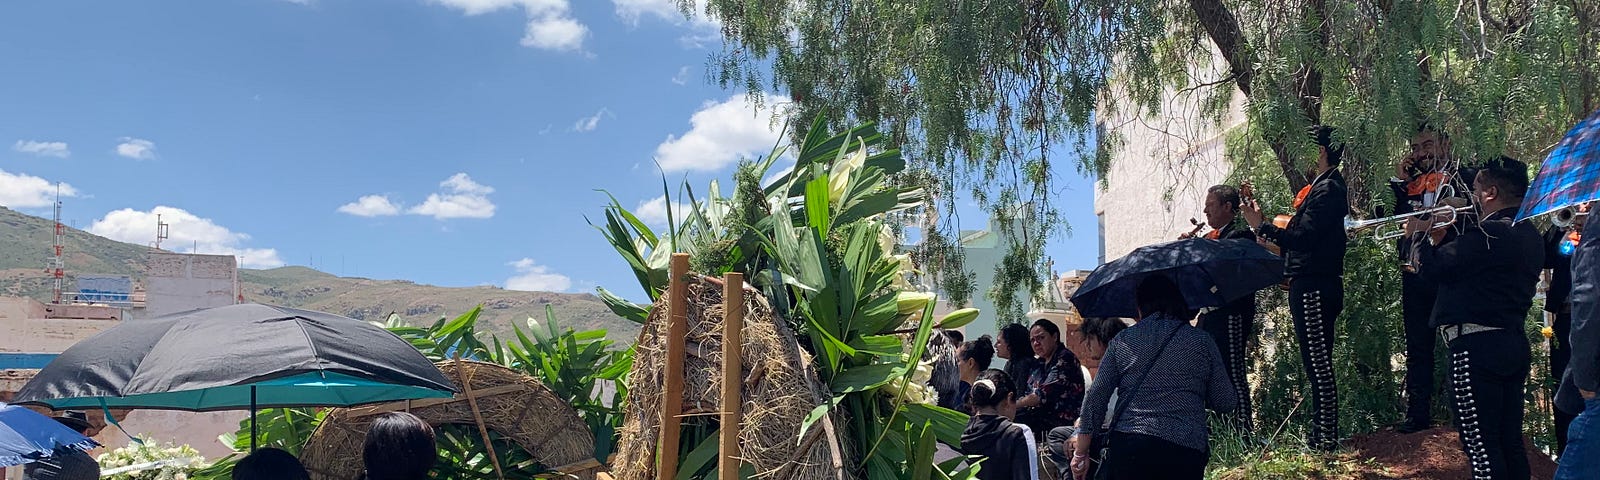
[1182,185,1259,432]
[1241,126,1349,452]
[1408,157,1543,479]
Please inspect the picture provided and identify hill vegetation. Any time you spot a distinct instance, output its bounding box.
[0,206,639,343]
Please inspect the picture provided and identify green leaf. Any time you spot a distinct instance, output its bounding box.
[830,363,906,394]
[909,421,937,480]
[804,173,832,237]
[596,287,650,324]
[675,431,721,480]
[848,334,904,356]
[898,403,968,447]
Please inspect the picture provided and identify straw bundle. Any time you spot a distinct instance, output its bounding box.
[300,360,600,480]
[611,277,851,480]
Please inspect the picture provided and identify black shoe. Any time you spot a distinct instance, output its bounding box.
[1396,420,1431,434]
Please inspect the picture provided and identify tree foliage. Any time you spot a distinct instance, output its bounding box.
[681,0,1600,318]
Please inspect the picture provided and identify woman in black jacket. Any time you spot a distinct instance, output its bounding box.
[958,369,1038,480]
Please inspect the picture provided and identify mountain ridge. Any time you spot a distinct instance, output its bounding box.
[0,206,640,343]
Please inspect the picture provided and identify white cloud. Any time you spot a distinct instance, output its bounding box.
[0,169,76,208]
[571,108,611,132]
[337,195,403,217]
[431,0,588,52]
[611,0,720,47]
[671,66,691,86]
[655,94,788,172]
[407,173,497,219]
[88,206,284,268]
[505,258,573,292]
[633,195,693,227]
[12,140,70,158]
[115,137,157,160]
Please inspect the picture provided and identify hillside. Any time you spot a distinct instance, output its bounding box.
[0,207,640,344]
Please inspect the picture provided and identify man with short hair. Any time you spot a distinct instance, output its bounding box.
[1242,125,1350,451]
[1391,124,1456,433]
[24,411,101,480]
[1408,156,1544,480]
[1191,184,1258,433]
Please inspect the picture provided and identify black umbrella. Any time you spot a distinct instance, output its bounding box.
[14,303,457,449]
[1070,238,1283,318]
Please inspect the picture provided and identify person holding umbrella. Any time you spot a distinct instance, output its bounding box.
[1241,125,1350,452]
[22,411,100,480]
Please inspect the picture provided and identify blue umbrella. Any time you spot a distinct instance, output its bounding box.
[0,403,98,468]
[1070,238,1283,318]
[1517,108,1600,222]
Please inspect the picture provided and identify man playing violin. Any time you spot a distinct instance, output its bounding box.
[1186,184,1259,433]
[1407,157,1543,480]
[1241,125,1349,452]
[1389,123,1457,433]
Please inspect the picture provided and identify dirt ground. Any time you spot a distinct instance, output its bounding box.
[1343,426,1558,479]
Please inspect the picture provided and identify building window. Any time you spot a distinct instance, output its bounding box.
[1096,213,1106,265]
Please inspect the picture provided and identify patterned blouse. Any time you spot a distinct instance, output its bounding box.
[1017,343,1086,432]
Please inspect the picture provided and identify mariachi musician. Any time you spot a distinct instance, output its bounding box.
[1408,157,1543,480]
[1241,125,1349,452]
[1182,185,1258,433]
[1389,123,1457,433]
[1545,202,1588,456]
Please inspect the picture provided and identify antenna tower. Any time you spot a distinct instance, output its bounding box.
[153,214,170,250]
[48,184,64,304]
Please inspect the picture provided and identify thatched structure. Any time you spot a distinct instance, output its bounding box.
[611,277,851,480]
[300,360,602,480]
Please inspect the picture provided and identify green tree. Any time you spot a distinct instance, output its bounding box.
[681,0,1599,321]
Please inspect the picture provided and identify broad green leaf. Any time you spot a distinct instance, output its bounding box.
[848,334,904,356]
[909,422,937,480]
[830,363,906,394]
[804,174,831,237]
[675,433,721,480]
[898,403,968,447]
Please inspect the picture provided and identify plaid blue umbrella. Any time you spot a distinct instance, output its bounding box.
[1517,108,1600,223]
[0,403,98,468]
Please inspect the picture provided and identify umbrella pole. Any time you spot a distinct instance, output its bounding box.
[250,385,257,452]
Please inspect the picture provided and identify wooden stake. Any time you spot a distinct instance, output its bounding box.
[719,272,744,480]
[455,365,506,480]
[659,253,691,478]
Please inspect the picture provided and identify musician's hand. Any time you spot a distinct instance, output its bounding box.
[1404,218,1429,237]
[1396,155,1415,181]
[1178,232,1195,240]
[1241,200,1264,229]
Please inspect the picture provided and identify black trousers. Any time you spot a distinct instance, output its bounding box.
[1290,275,1342,451]
[1200,300,1254,432]
[1447,328,1531,480]
[1551,310,1574,455]
[1402,272,1440,427]
[1103,431,1206,480]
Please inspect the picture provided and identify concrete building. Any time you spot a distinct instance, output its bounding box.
[1093,53,1247,262]
[0,252,246,476]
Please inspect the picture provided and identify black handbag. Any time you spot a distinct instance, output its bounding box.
[1086,323,1182,480]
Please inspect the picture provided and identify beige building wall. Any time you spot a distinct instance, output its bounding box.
[1093,51,1247,263]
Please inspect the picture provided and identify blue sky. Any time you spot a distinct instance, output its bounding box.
[0,0,1101,301]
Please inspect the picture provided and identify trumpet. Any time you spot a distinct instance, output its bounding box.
[1344,205,1474,241]
[1553,205,1590,229]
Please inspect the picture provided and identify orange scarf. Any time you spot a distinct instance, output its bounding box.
[1206,229,1222,240]
[1406,172,1446,196]
[1292,184,1313,210]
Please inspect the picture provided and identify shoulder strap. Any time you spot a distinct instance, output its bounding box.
[1105,321,1183,428]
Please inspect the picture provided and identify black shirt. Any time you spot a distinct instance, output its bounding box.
[1418,207,1544,330]
[1201,221,1257,321]
[1258,169,1349,278]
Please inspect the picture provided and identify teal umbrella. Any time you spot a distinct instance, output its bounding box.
[13,304,458,449]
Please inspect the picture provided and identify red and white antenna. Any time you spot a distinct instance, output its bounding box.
[48,183,64,304]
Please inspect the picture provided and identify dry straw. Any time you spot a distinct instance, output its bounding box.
[611,277,852,480]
